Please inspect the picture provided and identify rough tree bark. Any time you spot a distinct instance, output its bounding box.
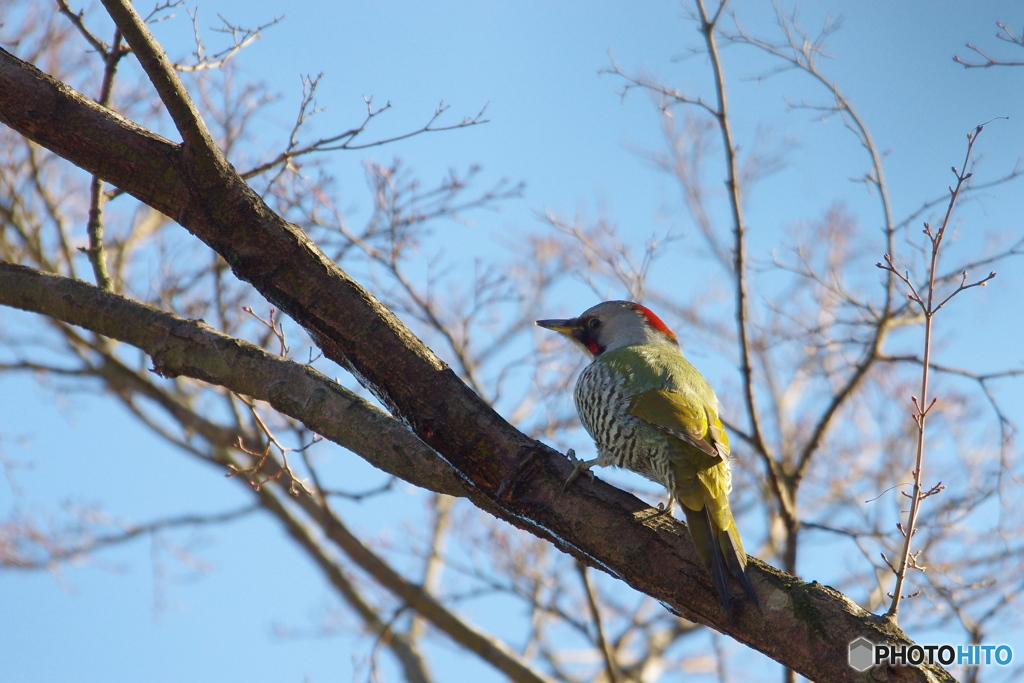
[0,7,954,681]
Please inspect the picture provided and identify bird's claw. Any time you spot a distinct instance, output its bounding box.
[561,448,596,494]
[652,498,675,518]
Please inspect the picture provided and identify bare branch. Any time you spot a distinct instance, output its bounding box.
[175,9,281,73]
[0,261,466,499]
[2,505,257,569]
[954,22,1024,68]
[242,85,490,182]
[577,562,621,683]
[884,125,988,623]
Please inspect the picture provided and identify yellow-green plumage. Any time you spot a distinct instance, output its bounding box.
[538,301,756,608]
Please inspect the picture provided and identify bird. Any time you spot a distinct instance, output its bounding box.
[537,300,757,609]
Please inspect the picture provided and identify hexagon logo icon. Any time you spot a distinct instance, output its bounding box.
[849,637,876,672]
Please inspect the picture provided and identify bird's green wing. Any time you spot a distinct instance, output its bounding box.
[627,388,725,464]
[706,409,730,455]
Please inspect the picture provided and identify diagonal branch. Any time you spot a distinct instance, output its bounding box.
[0,261,464,499]
[99,0,224,170]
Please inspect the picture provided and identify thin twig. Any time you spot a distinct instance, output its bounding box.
[577,562,620,683]
[878,124,990,623]
[82,27,127,291]
[954,22,1024,68]
[696,0,794,564]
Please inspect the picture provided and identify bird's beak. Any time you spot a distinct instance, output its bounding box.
[535,318,580,336]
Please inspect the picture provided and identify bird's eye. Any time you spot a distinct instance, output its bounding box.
[587,318,601,330]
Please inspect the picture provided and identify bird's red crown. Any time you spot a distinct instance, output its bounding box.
[631,303,677,340]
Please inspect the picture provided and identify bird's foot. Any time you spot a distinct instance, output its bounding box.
[652,498,675,518]
[561,449,598,494]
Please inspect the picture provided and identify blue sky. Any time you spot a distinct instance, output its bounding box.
[2,0,1024,681]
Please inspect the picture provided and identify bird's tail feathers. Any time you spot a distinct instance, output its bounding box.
[683,505,758,609]
[684,505,731,609]
[719,518,758,606]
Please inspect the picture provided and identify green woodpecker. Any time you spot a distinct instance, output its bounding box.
[537,300,757,608]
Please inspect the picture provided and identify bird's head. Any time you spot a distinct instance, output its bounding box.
[536,300,678,359]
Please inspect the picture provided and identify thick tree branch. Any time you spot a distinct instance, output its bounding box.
[0,45,954,681]
[0,261,464,499]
